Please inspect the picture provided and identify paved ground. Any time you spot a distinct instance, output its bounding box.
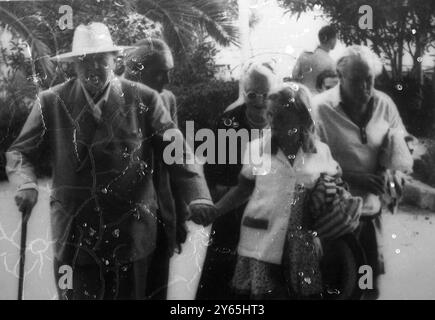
[1,180,435,300]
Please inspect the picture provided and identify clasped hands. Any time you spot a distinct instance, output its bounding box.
[188,201,220,227]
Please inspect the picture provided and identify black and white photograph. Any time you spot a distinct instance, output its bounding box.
[0,0,434,303]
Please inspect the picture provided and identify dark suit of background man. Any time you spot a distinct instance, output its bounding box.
[124,38,188,299]
[6,22,216,300]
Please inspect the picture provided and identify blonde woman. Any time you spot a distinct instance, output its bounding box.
[213,83,340,299]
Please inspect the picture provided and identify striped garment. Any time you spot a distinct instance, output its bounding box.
[308,174,363,242]
[282,173,363,298]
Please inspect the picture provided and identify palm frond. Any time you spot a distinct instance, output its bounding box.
[135,0,238,55]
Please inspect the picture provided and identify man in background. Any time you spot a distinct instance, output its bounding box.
[292,25,337,94]
[124,38,188,299]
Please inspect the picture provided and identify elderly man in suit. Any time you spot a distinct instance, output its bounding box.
[123,38,188,299]
[6,22,215,300]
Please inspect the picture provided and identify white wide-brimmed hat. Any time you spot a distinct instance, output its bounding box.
[51,22,135,61]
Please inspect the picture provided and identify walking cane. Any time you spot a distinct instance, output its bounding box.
[18,208,30,300]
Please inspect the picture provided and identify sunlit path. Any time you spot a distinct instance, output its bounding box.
[1,180,434,300]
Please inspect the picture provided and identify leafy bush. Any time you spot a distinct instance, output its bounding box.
[0,96,28,181]
[0,34,51,181]
[376,75,435,187]
[377,74,434,137]
[172,80,239,135]
[169,40,240,135]
[0,98,52,181]
[413,139,435,188]
[171,41,219,87]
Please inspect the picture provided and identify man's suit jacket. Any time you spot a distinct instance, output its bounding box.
[6,77,210,266]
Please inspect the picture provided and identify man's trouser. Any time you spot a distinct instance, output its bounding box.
[54,256,151,300]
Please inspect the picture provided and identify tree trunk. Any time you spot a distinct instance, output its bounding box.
[396,9,407,82]
[413,38,423,85]
[432,65,435,134]
[389,52,398,82]
[236,0,250,101]
[397,48,403,81]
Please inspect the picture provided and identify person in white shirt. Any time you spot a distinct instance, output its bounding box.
[292,25,337,94]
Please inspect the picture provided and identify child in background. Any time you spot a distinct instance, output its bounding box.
[213,83,341,299]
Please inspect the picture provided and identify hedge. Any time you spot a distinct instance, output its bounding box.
[171,80,239,134]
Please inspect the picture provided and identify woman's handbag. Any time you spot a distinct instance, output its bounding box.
[282,187,324,298]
